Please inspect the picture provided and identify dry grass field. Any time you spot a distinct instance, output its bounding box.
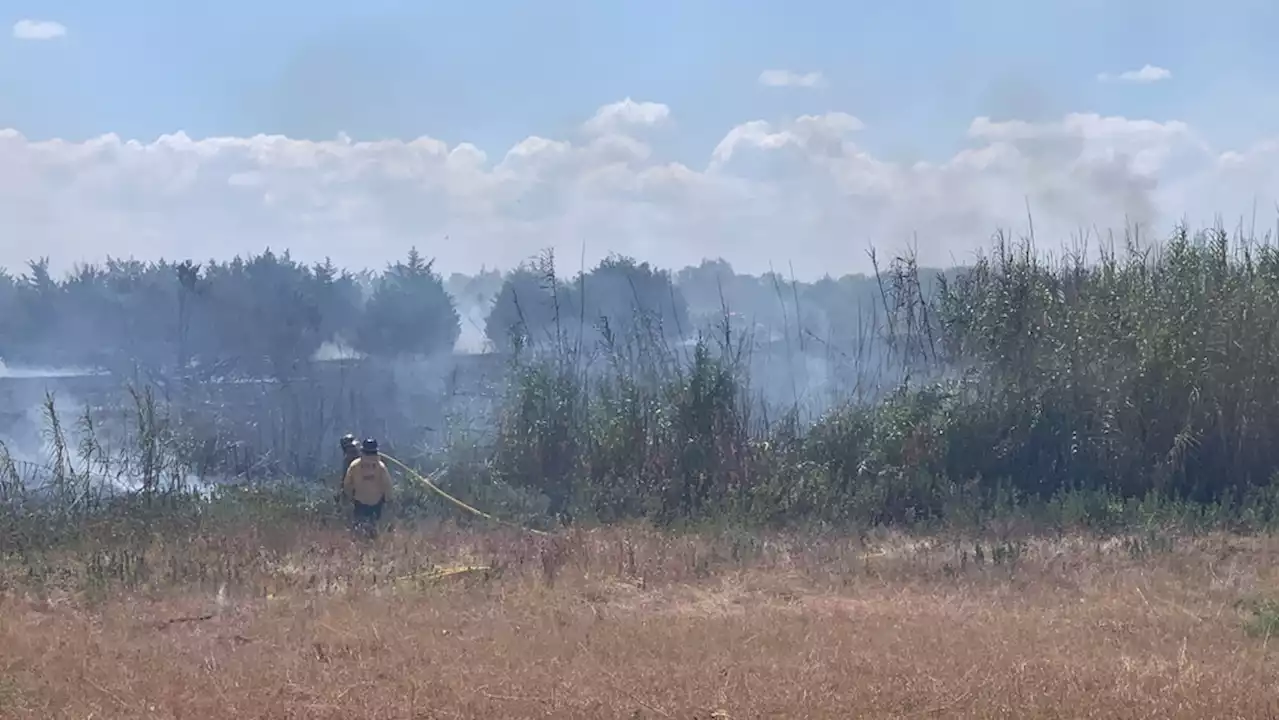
[0,523,1276,719]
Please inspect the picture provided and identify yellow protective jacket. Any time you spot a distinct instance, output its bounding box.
[343,456,393,506]
[339,448,361,489]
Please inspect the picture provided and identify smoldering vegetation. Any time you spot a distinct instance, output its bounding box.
[0,222,1276,539]
[0,246,910,482]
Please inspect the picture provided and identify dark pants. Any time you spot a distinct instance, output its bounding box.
[352,499,385,538]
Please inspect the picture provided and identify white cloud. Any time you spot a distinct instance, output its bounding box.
[0,101,1273,281]
[758,69,827,89]
[1097,64,1172,84]
[581,98,671,136]
[12,19,67,40]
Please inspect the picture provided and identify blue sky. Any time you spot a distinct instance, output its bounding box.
[0,1,1276,279]
[4,0,1276,159]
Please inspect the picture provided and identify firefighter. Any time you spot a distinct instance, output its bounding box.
[335,433,361,506]
[341,437,393,538]
[339,433,360,472]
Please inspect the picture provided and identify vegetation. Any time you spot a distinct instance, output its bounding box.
[484,251,691,353]
[1,222,1276,533]
[0,245,909,373]
[3,522,1277,718]
[1,222,1276,718]
[479,225,1278,530]
[354,248,461,358]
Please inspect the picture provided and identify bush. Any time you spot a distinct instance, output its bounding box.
[476,224,1278,530]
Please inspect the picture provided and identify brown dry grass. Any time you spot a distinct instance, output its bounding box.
[1,523,1276,719]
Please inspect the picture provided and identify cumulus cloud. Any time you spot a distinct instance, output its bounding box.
[0,102,1273,280]
[12,19,67,40]
[758,70,827,89]
[581,98,671,136]
[1097,65,1172,84]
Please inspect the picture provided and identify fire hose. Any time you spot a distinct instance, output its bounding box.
[379,452,549,537]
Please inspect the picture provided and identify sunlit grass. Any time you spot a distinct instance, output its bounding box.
[1,521,1275,718]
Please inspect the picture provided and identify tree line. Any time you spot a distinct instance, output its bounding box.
[0,245,916,378]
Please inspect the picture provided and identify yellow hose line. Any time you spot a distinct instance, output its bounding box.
[380,453,549,536]
[393,565,495,586]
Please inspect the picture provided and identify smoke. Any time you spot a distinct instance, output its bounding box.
[0,230,1249,488]
[0,381,91,487]
[312,339,363,362]
[453,305,491,355]
[444,269,504,355]
[0,362,104,471]
[0,359,102,379]
[0,370,228,496]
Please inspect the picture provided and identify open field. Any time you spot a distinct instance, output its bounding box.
[0,228,1275,717]
[1,523,1275,719]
